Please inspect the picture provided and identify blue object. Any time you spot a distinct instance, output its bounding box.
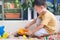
[47,0,54,4]
[57,0,60,3]
[0,26,5,36]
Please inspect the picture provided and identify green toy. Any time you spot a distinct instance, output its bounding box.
[45,36,49,40]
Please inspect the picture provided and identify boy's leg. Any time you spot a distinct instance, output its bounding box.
[30,28,48,39]
[25,18,48,38]
[34,18,48,37]
[34,28,48,37]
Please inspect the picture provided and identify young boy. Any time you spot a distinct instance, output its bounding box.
[24,0,57,37]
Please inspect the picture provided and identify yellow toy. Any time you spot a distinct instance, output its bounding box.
[17,28,28,35]
[0,36,2,38]
[23,35,34,40]
[23,35,27,40]
[0,32,9,39]
[30,38,34,40]
[2,32,9,38]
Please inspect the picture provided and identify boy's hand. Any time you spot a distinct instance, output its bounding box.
[24,25,29,29]
[26,30,33,36]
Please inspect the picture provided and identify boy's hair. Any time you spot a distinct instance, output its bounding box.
[33,0,46,7]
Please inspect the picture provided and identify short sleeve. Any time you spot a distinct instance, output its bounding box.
[41,15,51,25]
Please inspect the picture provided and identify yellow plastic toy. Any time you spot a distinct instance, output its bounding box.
[2,32,9,38]
[0,36,2,38]
[0,32,9,39]
[30,38,34,40]
[17,28,28,35]
[23,35,27,40]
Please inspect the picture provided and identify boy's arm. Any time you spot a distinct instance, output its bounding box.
[32,15,51,33]
[32,23,44,33]
[24,18,37,29]
[26,23,44,36]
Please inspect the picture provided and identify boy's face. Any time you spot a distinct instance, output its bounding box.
[34,5,44,14]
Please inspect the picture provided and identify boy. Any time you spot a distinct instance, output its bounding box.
[24,0,57,37]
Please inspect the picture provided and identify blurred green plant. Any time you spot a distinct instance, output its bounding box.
[4,0,35,14]
[15,0,22,9]
[4,9,20,13]
[57,3,60,15]
[46,1,54,13]
[0,5,2,14]
[22,0,34,10]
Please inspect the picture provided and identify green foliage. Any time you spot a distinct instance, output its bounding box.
[15,0,22,9]
[0,5,2,13]
[46,1,54,13]
[4,0,34,13]
[4,9,20,13]
[22,0,34,10]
